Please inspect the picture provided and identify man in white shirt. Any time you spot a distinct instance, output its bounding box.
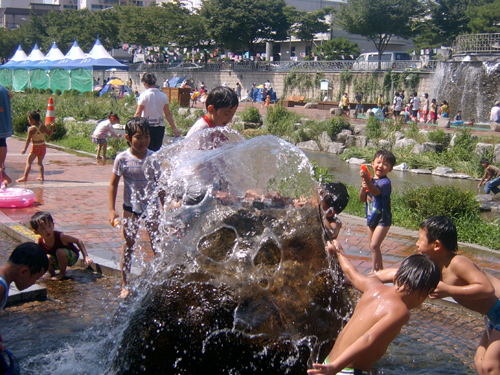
[490,101,500,123]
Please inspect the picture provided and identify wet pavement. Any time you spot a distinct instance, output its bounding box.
[0,130,498,373]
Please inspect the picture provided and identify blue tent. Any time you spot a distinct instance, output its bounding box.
[168,75,188,87]
[99,83,132,97]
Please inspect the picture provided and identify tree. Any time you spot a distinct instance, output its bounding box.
[290,8,333,57]
[334,0,424,69]
[413,0,470,49]
[467,0,500,33]
[315,37,360,60]
[200,0,290,55]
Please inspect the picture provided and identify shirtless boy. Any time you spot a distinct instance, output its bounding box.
[376,216,500,375]
[308,240,440,375]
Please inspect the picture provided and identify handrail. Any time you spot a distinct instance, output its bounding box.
[129,59,439,73]
[454,33,500,55]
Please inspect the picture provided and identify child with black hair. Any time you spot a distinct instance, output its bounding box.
[308,241,440,375]
[186,86,239,137]
[0,242,48,351]
[16,110,53,182]
[318,182,349,242]
[376,216,500,375]
[360,150,396,273]
[91,112,122,160]
[30,211,93,280]
[109,117,156,298]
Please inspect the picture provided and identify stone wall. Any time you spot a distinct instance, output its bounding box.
[110,69,436,104]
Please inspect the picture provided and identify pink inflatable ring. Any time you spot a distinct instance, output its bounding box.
[0,188,36,208]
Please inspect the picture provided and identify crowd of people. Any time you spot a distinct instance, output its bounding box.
[1,74,500,374]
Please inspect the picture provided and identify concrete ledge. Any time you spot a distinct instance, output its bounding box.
[0,216,139,279]
[7,283,47,306]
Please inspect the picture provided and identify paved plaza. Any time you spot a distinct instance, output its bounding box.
[0,128,498,372]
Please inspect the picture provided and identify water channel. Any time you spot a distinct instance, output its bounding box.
[304,150,481,192]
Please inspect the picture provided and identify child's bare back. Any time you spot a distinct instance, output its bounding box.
[327,283,410,371]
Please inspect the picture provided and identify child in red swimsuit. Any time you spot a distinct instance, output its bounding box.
[30,211,93,281]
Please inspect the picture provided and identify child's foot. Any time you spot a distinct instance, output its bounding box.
[119,287,130,299]
[36,177,44,181]
[3,174,12,184]
[16,178,27,182]
[96,156,102,160]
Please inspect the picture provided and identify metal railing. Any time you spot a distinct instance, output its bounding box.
[129,59,439,73]
[454,33,500,55]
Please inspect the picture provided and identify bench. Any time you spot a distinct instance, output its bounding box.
[282,95,306,107]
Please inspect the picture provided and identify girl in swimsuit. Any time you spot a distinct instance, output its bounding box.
[16,110,54,182]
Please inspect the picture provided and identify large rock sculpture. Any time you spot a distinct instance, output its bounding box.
[110,129,353,374]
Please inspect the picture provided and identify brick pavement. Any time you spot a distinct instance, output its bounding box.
[1,135,499,373]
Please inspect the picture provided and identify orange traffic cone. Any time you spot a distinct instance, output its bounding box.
[45,97,55,125]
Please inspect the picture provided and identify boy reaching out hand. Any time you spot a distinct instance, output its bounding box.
[308,240,440,375]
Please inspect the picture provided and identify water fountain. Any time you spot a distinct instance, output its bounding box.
[106,128,353,374]
[431,59,500,124]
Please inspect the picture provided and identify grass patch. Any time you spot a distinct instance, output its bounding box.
[343,182,500,250]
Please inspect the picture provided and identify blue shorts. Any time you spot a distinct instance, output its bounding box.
[487,299,500,331]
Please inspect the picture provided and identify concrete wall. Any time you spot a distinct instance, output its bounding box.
[109,69,436,105]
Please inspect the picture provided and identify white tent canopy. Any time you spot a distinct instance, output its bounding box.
[32,41,65,69]
[72,38,129,71]
[1,45,28,69]
[16,43,45,69]
[50,39,87,70]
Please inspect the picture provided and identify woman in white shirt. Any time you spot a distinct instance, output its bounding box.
[134,73,181,151]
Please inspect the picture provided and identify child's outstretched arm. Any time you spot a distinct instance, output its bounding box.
[430,257,494,300]
[327,240,381,292]
[43,121,54,137]
[109,173,120,225]
[375,268,398,283]
[60,233,93,267]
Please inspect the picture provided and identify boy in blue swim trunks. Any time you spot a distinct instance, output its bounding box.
[30,211,93,281]
[0,242,48,351]
[376,216,500,375]
[359,150,396,273]
[308,240,440,375]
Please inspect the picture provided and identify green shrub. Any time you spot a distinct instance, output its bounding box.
[365,116,382,139]
[427,129,449,146]
[39,89,46,94]
[240,106,261,124]
[449,128,476,161]
[12,115,29,134]
[329,116,351,140]
[398,185,480,221]
[55,89,62,96]
[265,103,300,136]
[47,119,67,141]
[46,88,53,95]
[312,161,335,183]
